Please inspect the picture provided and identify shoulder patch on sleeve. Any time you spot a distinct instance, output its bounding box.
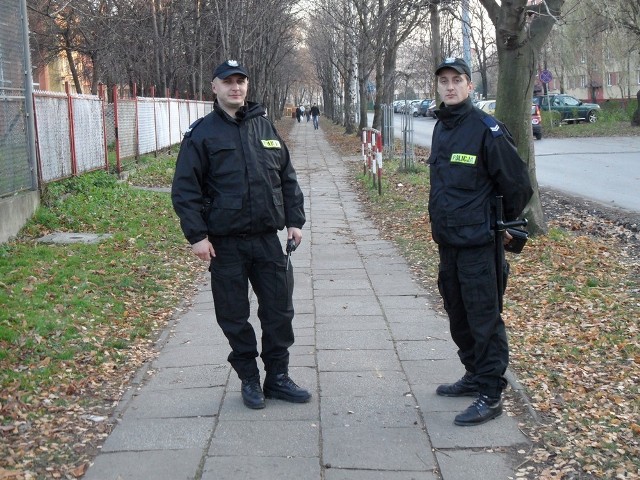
[481,116,504,138]
[184,117,204,137]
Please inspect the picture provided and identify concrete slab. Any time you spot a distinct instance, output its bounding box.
[83,449,203,480]
[423,410,529,449]
[320,395,420,428]
[101,416,215,451]
[121,386,223,419]
[318,371,409,397]
[316,329,392,350]
[317,349,402,372]
[435,449,522,480]
[322,425,435,471]
[314,295,384,316]
[202,456,321,480]
[208,420,320,457]
[396,339,457,361]
[143,364,230,390]
[152,344,228,367]
[325,469,437,480]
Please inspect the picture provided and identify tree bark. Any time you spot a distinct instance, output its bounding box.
[632,89,640,126]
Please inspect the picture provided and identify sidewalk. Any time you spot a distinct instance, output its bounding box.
[83,120,532,480]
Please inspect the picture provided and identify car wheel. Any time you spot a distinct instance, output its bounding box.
[587,110,598,123]
[535,131,542,140]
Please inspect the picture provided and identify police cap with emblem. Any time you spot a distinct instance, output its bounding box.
[435,57,471,79]
[213,60,249,80]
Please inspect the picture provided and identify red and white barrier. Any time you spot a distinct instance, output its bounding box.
[361,128,383,194]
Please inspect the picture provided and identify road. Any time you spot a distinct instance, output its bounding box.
[370,113,640,212]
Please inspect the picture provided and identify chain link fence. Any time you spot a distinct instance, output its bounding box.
[0,0,35,197]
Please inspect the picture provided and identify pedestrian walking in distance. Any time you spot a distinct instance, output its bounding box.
[171,60,311,409]
[310,103,320,130]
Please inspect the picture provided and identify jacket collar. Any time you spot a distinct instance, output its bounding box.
[214,100,265,123]
[435,97,474,128]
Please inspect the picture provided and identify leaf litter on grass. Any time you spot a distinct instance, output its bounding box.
[0,166,206,479]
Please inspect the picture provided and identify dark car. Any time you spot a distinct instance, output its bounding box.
[417,98,433,117]
[533,94,600,123]
[426,99,437,118]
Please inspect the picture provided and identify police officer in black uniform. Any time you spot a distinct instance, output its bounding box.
[428,58,533,426]
[171,60,311,409]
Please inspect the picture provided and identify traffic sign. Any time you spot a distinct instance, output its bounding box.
[539,69,553,83]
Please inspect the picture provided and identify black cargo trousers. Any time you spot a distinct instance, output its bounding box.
[437,242,508,399]
[209,232,294,380]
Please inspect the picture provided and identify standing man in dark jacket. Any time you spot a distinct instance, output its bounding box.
[428,58,533,426]
[171,60,311,410]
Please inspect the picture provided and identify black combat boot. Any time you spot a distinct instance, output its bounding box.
[436,372,479,397]
[454,394,503,426]
[263,373,311,403]
[241,374,265,409]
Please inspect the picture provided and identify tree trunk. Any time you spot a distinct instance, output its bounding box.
[429,2,441,105]
[372,57,383,130]
[632,89,640,126]
[496,46,546,234]
[150,0,165,93]
[64,38,83,94]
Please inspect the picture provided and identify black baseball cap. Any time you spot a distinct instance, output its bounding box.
[213,60,249,80]
[435,57,471,78]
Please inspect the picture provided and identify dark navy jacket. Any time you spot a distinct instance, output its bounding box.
[428,98,533,247]
[172,101,305,244]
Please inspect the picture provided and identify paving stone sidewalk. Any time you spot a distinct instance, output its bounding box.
[83,120,532,480]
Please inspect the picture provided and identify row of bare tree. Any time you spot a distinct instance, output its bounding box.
[27,0,304,117]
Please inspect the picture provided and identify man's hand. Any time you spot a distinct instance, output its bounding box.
[287,227,302,248]
[502,229,513,246]
[191,238,216,261]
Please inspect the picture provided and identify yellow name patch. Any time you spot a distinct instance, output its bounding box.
[261,140,281,149]
[450,153,477,165]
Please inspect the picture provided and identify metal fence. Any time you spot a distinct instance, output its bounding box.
[0,0,36,198]
[31,84,214,184]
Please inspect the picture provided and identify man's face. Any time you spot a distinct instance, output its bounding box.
[436,69,472,106]
[211,74,248,112]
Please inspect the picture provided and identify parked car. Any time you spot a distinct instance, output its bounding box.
[476,101,543,140]
[533,94,600,123]
[531,103,543,140]
[475,100,494,112]
[392,100,404,113]
[396,99,420,115]
[426,99,437,118]
[409,100,422,116]
[417,98,433,117]
[395,99,420,114]
[478,100,496,115]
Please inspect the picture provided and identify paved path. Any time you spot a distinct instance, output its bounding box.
[84,120,532,480]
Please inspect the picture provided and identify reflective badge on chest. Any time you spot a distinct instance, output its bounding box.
[450,153,477,166]
[261,139,281,149]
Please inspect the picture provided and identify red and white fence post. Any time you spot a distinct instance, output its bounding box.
[361,128,383,195]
